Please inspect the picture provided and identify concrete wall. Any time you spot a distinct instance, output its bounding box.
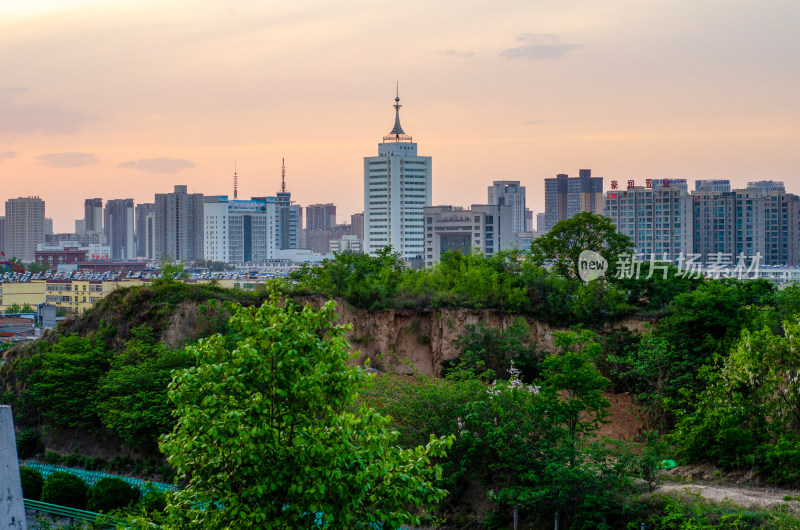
[1,405,26,529]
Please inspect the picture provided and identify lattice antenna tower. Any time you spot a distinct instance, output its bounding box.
[233,162,238,200]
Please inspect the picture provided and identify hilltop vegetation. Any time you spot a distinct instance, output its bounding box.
[1,280,266,454]
[5,214,800,527]
[55,278,265,348]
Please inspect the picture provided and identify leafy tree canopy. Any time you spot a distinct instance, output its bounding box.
[150,294,453,529]
[290,246,406,311]
[529,212,634,280]
[674,317,800,481]
[20,335,109,428]
[155,257,189,285]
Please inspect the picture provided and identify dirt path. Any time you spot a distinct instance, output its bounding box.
[657,483,800,511]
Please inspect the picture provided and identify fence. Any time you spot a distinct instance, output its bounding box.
[20,460,178,493]
[24,499,102,523]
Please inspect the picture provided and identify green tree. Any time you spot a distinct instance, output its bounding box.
[674,317,800,479]
[529,212,634,280]
[155,257,188,285]
[20,335,109,428]
[657,280,772,363]
[637,279,776,428]
[459,330,625,526]
[16,427,44,459]
[97,338,194,448]
[290,246,407,310]
[366,372,487,508]
[5,303,22,314]
[607,325,693,430]
[151,295,452,529]
[445,318,539,381]
[26,261,50,274]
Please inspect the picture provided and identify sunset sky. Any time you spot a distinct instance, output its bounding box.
[2,0,799,232]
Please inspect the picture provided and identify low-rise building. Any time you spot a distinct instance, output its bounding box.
[0,281,46,311]
[329,235,363,254]
[44,279,140,314]
[423,204,514,267]
[35,247,88,268]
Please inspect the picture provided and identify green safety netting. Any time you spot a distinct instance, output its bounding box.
[660,459,677,469]
[20,459,178,492]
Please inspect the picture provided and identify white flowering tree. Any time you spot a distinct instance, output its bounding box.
[457,330,629,526]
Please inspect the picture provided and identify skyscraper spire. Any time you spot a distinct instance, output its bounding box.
[233,162,238,200]
[384,83,412,143]
[281,158,286,193]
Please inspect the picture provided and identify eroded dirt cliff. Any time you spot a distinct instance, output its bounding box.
[301,295,652,377]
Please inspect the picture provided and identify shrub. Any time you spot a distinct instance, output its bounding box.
[45,451,61,464]
[86,477,139,513]
[41,472,87,509]
[138,488,167,514]
[16,428,44,459]
[759,435,800,486]
[19,467,44,500]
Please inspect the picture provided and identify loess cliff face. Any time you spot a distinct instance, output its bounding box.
[301,295,651,376]
[2,291,650,384]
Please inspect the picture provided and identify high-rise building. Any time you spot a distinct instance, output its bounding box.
[306,228,328,254]
[350,212,364,240]
[135,203,156,259]
[204,196,279,263]
[306,204,337,232]
[103,199,135,259]
[275,160,303,250]
[759,188,799,266]
[543,170,603,232]
[364,93,432,262]
[153,185,204,262]
[536,213,545,233]
[692,189,742,263]
[3,197,45,262]
[304,204,338,253]
[423,204,515,267]
[488,181,526,234]
[84,198,103,239]
[603,185,693,262]
[698,182,798,266]
[44,218,53,236]
[691,181,798,266]
[0,216,4,254]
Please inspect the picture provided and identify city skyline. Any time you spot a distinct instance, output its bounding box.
[2,0,799,232]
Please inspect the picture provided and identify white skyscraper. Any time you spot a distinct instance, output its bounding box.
[204,196,279,263]
[363,92,432,263]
